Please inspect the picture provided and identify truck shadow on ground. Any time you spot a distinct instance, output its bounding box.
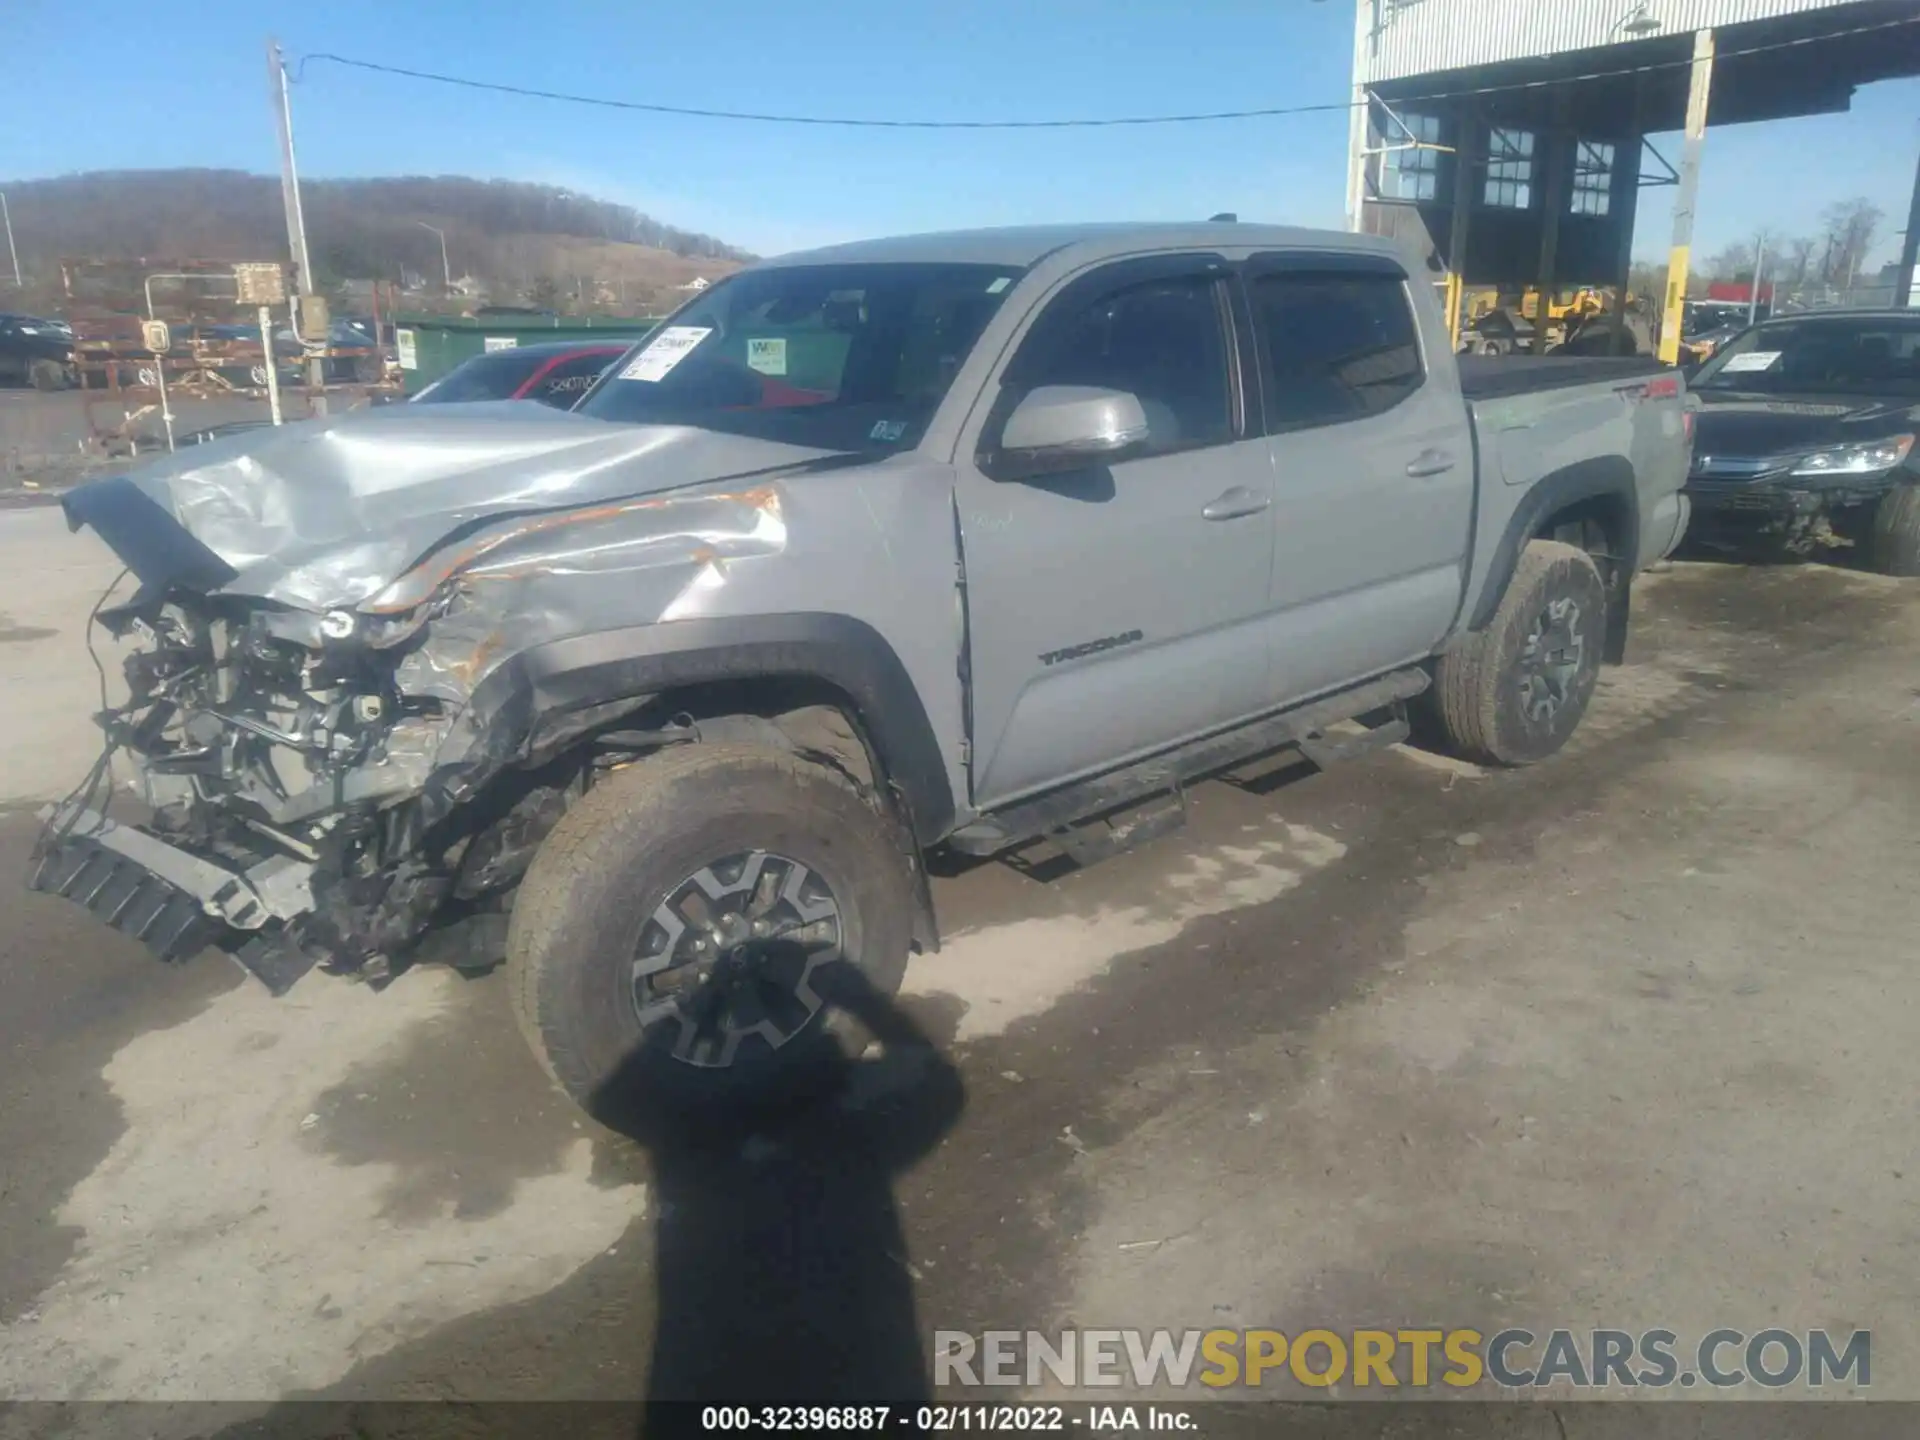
[584,954,966,1432]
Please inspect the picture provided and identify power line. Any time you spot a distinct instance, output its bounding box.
[296,16,1920,131]
[290,54,1351,128]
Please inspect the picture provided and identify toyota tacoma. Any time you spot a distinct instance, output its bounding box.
[29,223,1693,1112]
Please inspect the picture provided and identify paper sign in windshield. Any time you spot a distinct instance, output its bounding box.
[621,326,712,382]
[1718,350,1781,374]
[747,337,788,376]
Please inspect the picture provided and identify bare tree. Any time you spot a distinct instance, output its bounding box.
[1782,236,1816,287]
[1819,198,1883,288]
[1705,240,1755,282]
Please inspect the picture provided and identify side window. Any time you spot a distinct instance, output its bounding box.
[533,352,617,406]
[1009,275,1233,455]
[1250,273,1424,432]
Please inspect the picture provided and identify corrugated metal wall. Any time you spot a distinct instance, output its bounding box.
[1359,0,1864,82]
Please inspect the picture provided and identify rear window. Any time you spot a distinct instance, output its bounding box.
[411,348,548,404]
[1250,273,1425,431]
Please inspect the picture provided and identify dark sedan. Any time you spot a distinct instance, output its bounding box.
[411,340,628,408]
[1683,310,1920,575]
[0,312,77,390]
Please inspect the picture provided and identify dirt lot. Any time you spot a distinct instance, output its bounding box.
[1,503,1917,1433]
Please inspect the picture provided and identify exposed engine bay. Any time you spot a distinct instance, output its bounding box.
[31,404,837,994]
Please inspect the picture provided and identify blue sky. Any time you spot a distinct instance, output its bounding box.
[4,0,1916,264]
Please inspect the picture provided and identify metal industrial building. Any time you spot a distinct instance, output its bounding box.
[1343,0,1920,358]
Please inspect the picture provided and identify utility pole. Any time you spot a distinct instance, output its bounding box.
[1747,232,1766,327]
[267,38,327,414]
[1898,141,1920,309]
[0,192,19,288]
[1344,0,1375,232]
[415,222,451,290]
[1658,28,1715,367]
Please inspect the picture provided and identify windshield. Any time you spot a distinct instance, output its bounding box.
[1693,316,1920,394]
[575,262,1024,451]
[411,348,549,404]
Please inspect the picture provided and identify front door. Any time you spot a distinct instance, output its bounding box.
[955,256,1277,809]
[1244,256,1475,704]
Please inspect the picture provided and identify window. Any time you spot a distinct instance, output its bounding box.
[409,347,553,405]
[1692,317,1920,394]
[1382,111,1442,202]
[528,350,621,407]
[1484,128,1535,209]
[576,262,1023,452]
[1008,276,1233,455]
[1570,141,1614,217]
[1250,272,1425,431]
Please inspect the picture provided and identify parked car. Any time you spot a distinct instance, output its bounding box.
[409,339,629,407]
[1683,309,1920,573]
[0,312,77,390]
[34,222,1693,1115]
[320,318,391,385]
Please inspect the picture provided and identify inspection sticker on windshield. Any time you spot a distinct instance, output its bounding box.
[747,337,788,376]
[1718,350,1781,373]
[620,325,712,382]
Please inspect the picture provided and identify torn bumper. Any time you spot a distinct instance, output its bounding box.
[29,806,319,987]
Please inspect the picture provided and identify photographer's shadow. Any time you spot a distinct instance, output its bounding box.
[587,953,965,1418]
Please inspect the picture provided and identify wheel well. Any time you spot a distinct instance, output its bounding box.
[1535,495,1628,581]
[586,677,941,954]
[1534,493,1634,664]
[445,676,935,943]
[637,677,883,794]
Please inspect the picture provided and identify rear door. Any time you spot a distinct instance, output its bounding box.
[955,255,1277,808]
[1244,254,1475,703]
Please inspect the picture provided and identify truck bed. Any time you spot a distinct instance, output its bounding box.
[1457,354,1669,401]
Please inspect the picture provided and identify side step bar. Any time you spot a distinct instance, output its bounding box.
[949,666,1428,858]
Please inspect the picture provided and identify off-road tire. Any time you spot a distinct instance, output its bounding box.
[507,742,915,1115]
[28,358,66,392]
[1428,539,1607,766]
[1866,484,1920,578]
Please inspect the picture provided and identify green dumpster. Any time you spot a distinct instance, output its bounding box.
[392,314,662,396]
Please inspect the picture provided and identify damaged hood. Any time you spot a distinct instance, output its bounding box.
[115,402,845,610]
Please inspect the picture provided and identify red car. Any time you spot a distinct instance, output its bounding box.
[410,340,630,408]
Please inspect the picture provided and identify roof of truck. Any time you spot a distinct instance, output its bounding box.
[759,222,1406,271]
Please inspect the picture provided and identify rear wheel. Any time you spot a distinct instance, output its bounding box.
[1428,539,1607,766]
[1866,484,1920,577]
[28,358,67,392]
[507,742,915,1116]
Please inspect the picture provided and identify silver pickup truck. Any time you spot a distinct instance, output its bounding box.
[32,222,1692,1113]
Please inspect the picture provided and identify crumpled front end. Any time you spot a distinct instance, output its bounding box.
[33,412,814,993]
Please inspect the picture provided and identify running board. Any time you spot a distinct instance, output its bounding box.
[1049,790,1189,868]
[949,667,1429,858]
[1297,716,1410,769]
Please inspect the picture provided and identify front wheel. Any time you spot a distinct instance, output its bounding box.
[1426,539,1607,766]
[507,742,916,1116]
[1866,484,1920,577]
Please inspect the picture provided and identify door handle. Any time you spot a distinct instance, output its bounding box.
[1406,449,1457,478]
[1201,486,1271,521]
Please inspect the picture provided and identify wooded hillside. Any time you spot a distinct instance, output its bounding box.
[0,169,750,312]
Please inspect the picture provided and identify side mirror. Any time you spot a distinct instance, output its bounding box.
[994,385,1149,478]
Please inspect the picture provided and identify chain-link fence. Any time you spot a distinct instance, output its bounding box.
[1770,282,1912,313]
